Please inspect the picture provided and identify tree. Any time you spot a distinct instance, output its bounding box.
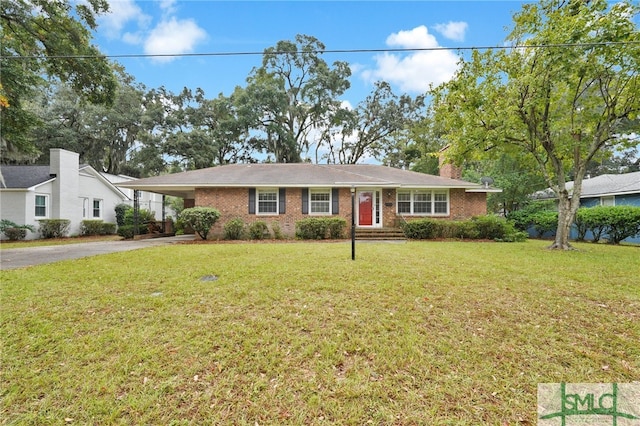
[161,88,253,169]
[29,67,146,175]
[430,0,640,249]
[1,0,117,160]
[322,81,424,165]
[462,151,546,215]
[237,34,352,162]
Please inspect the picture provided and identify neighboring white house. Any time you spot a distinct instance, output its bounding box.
[0,148,174,240]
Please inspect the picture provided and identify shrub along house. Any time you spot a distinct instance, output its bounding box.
[117,162,499,238]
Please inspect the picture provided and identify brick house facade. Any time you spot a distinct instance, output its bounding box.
[118,163,498,239]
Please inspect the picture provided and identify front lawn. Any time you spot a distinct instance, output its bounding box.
[0,235,121,249]
[1,240,638,424]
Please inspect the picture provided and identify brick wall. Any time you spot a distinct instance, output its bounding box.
[195,187,356,238]
[193,186,486,238]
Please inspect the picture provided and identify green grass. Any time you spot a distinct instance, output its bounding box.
[0,235,121,249]
[1,240,638,425]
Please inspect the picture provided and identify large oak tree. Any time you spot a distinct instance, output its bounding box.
[1,0,116,161]
[431,0,640,249]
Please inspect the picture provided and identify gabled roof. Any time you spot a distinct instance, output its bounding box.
[116,163,491,199]
[533,171,640,200]
[0,164,129,199]
[0,165,54,189]
[567,172,640,198]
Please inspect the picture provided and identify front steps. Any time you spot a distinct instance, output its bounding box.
[354,227,406,241]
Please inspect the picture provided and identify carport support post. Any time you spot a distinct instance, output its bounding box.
[351,186,355,260]
[133,190,140,236]
[161,195,166,233]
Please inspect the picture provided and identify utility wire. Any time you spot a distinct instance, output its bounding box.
[2,41,639,60]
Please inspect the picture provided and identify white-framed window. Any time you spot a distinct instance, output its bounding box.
[397,192,411,214]
[92,199,102,218]
[310,188,331,214]
[600,196,615,206]
[396,190,449,216]
[35,194,48,218]
[82,198,89,218]
[257,189,278,214]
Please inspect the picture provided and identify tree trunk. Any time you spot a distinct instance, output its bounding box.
[548,191,576,250]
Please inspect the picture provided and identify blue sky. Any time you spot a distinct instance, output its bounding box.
[93,1,529,106]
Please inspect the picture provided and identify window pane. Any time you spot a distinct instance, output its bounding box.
[397,192,411,213]
[310,191,330,213]
[35,195,46,217]
[93,200,101,218]
[258,191,277,214]
[413,192,431,214]
[434,192,448,214]
[601,196,615,206]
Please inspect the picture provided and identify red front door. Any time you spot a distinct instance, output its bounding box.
[358,192,373,226]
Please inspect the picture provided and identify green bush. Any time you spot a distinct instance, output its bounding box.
[38,219,71,239]
[114,203,132,227]
[121,208,154,235]
[80,220,116,236]
[180,207,221,240]
[295,218,346,240]
[531,211,558,237]
[472,215,508,239]
[223,218,246,240]
[402,216,527,242]
[1,220,35,240]
[327,218,346,239]
[4,228,27,241]
[603,206,640,244]
[575,207,609,242]
[434,221,479,239]
[271,221,284,240]
[507,201,556,232]
[124,208,155,226]
[249,221,269,240]
[117,225,135,239]
[401,219,436,239]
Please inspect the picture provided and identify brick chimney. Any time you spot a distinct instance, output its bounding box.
[438,146,462,180]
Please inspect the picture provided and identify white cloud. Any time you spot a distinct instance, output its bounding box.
[433,21,468,42]
[360,25,460,93]
[99,0,150,39]
[159,0,177,16]
[144,17,207,62]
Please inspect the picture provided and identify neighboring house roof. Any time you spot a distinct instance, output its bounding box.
[0,164,129,199]
[533,171,640,200]
[0,165,54,189]
[116,163,495,199]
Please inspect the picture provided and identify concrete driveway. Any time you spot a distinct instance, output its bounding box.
[0,235,195,270]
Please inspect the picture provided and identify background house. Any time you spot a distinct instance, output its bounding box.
[117,162,500,238]
[0,148,171,240]
[532,171,640,243]
[1,149,127,239]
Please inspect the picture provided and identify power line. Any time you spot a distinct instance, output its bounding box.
[2,41,639,60]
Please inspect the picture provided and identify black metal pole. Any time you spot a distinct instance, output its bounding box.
[161,194,166,233]
[351,187,355,260]
[133,190,140,236]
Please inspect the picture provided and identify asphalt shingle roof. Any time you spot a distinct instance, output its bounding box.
[566,172,640,197]
[119,163,479,188]
[0,165,53,189]
[532,171,640,199]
